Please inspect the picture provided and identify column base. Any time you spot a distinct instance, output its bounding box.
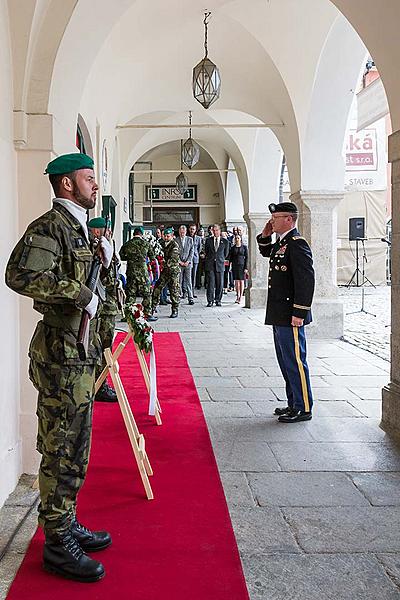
[244,287,267,309]
[306,299,344,339]
[381,383,400,440]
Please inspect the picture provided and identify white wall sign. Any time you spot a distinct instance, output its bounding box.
[344,118,387,191]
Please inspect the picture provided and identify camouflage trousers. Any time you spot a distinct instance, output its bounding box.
[152,268,180,311]
[29,360,96,535]
[96,312,116,378]
[126,274,152,315]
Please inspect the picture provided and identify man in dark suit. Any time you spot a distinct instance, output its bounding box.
[257,202,315,423]
[204,223,230,306]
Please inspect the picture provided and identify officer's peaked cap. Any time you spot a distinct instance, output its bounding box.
[45,153,94,175]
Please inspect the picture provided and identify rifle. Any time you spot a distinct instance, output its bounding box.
[77,249,102,361]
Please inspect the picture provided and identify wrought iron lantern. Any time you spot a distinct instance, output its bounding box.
[176,140,189,194]
[192,12,221,109]
[182,111,200,169]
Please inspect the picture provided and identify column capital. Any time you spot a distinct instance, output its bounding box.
[290,190,344,208]
[13,111,54,152]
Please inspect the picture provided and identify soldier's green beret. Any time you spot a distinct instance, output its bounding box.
[133,226,144,235]
[44,153,94,175]
[164,227,174,234]
[269,202,298,214]
[87,217,106,229]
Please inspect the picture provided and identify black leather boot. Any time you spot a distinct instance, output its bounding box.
[170,309,178,318]
[43,530,105,583]
[95,382,117,403]
[70,519,112,552]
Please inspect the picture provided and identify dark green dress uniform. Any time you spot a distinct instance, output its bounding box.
[257,205,315,420]
[5,202,102,536]
[119,235,155,314]
[152,236,181,314]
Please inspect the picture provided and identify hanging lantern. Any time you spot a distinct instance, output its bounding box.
[192,12,221,109]
[176,171,188,195]
[176,140,189,195]
[182,111,201,169]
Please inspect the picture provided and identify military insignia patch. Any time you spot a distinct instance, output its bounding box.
[75,238,85,248]
[281,265,287,271]
[275,265,280,270]
[276,245,287,255]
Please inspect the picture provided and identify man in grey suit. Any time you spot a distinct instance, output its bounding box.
[204,223,230,306]
[177,225,194,305]
[188,224,202,298]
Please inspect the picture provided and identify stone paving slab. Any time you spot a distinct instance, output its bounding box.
[207,417,314,443]
[206,387,276,402]
[282,506,400,552]
[213,441,281,472]
[350,473,400,506]
[247,472,370,507]
[377,554,400,589]
[241,553,400,600]
[0,506,31,558]
[269,442,400,472]
[307,417,387,442]
[351,387,384,400]
[229,507,300,554]
[219,473,256,507]
[348,398,383,418]
[202,402,254,418]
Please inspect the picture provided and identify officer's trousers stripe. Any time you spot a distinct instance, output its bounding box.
[292,326,310,413]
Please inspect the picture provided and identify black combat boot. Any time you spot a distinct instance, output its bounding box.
[170,309,178,318]
[70,519,112,552]
[43,530,105,583]
[95,382,117,403]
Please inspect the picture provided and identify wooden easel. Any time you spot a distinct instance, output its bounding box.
[95,327,162,425]
[103,347,154,500]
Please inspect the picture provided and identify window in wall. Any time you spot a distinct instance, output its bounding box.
[76,124,86,154]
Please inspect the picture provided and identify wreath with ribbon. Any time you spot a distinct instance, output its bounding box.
[124,302,153,353]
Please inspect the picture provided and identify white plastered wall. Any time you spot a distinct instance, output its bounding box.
[0,0,22,507]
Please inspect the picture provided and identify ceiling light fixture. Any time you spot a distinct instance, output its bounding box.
[182,111,201,169]
[192,11,221,109]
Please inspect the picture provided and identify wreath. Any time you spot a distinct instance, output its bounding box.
[124,302,153,353]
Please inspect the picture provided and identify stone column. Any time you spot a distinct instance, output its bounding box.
[243,212,269,308]
[290,191,344,338]
[382,129,400,438]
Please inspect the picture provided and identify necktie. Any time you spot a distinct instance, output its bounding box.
[214,237,219,252]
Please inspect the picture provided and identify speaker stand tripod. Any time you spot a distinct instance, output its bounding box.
[346,238,376,317]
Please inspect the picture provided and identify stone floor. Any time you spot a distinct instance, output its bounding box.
[1,291,400,599]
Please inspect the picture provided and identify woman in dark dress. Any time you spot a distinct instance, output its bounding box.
[229,234,248,303]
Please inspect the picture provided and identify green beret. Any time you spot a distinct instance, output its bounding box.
[45,153,94,176]
[164,227,174,234]
[87,217,106,229]
[133,226,144,235]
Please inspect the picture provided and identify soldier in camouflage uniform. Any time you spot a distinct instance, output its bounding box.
[87,217,119,403]
[152,227,180,318]
[119,226,156,320]
[5,153,112,583]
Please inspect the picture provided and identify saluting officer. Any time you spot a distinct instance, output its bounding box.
[5,153,112,582]
[257,202,315,423]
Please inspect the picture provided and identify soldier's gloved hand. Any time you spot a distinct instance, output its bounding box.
[98,236,113,268]
[85,293,99,319]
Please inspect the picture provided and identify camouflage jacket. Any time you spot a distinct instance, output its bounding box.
[119,236,155,280]
[5,203,103,365]
[162,239,180,273]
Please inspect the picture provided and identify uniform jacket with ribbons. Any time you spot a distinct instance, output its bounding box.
[256,227,315,326]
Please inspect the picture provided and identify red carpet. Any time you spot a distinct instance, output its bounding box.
[7,332,249,600]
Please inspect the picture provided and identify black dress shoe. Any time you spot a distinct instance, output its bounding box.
[193,294,197,298]
[206,302,213,307]
[43,530,105,583]
[278,410,312,423]
[170,310,178,318]
[215,301,222,307]
[95,383,117,403]
[274,406,293,416]
[70,519,112,552]
[188,299,194,305]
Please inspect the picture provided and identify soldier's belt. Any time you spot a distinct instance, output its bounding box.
[43,312,99,333]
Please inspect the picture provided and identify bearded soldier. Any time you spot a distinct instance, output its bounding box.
[152,227,180,318]
[5,153,112,583]
[87,216,119,403]
[119,226,157,321]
